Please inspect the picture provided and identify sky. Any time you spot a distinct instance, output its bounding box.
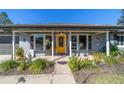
[0,9,122,25]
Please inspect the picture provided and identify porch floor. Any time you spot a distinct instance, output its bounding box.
[0,55,11,63]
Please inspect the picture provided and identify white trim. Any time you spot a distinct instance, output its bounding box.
[12,31,15,60]
[65,34,67,54]
[117,34,124,36]
[86,35,89,51]
[117,45,124,47]
[69,32,72,57]
[0,34,19,36]
[52,32,54,60]
[93,32,106,35]
[43,34,46,51]
[76,34,79,56]
[14,30,108,33]
[106,32,110,56]
[34,35,36,50]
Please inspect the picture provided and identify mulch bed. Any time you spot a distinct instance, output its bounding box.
[0,66,54,76]
[73,62,124,84]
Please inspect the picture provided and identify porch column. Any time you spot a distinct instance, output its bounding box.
[76,34,79,56]
[106,32,110,56]
[69,32,72,57]
[43,34,46,51]
[52,32,54,60]
[12,31,15,60]
[86,35,89,51]
[33,35,36,50]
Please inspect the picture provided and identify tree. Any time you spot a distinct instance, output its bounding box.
[117,10,124,25]
[0,12,13,25]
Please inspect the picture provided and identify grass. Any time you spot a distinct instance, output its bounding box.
[87,74,124,84]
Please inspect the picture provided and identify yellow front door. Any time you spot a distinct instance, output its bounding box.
[56,33,66,54]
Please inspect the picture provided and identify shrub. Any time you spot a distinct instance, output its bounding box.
[119,57,124,63]
[110,44,120,57]
[68,56,81,72]
[16,47,25,61]
[68,57,98,72]
[17,61,27,72]
[29,58,53,74]
[80,59,97,69]
[103,56,119,65]
[0,60,18,72]
[93,52,105,63]
[110,44,119,52]
[110,51,121,57]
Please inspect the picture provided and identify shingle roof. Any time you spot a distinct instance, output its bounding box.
[0,24,124,31]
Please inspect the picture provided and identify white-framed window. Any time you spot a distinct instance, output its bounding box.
[118,36,124,45]
[71,34,92,50]
[45,35,52,50]
[79,35,87,50]
[71,35,77,50]
[35,34,44,50]
[32,34,52,51]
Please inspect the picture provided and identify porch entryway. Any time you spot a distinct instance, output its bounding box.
[56,33,67,54]
[11,30,110,60]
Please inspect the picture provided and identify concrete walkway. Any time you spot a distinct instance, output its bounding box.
[52,56,76,84]
[0,55,11,63]
[0,56,76,84]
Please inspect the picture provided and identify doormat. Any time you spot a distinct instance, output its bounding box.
[57,61,67,65]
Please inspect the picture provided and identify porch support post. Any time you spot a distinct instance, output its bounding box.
[33,35,36,50]
[86,34,89,51]
[52,32,54,60]
[12,31,15,60]
[76,34,79,56]
[43,34,46,51]
[106,32,110,56]
[69,32,72,57]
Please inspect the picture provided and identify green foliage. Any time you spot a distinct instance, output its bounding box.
[110,51,121,57]
[17,62,27,72]
[68,57,81,72]
[103,56,119,65]
[68,57,98,72]
[0,12,13,25]
[110,44,120,57]
[0,60,18,72]
[117,10,124,25]
[93,52,105,63]
[110,44,119,52]
[29,58,54,74]
[16,47,25,61]
[80,59,97,69]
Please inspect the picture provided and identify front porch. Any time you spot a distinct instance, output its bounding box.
[12,30,111,60]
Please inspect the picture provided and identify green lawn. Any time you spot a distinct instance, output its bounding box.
[87,74,124,84]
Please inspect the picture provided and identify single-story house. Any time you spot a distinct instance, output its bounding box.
[0,24,124,60]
